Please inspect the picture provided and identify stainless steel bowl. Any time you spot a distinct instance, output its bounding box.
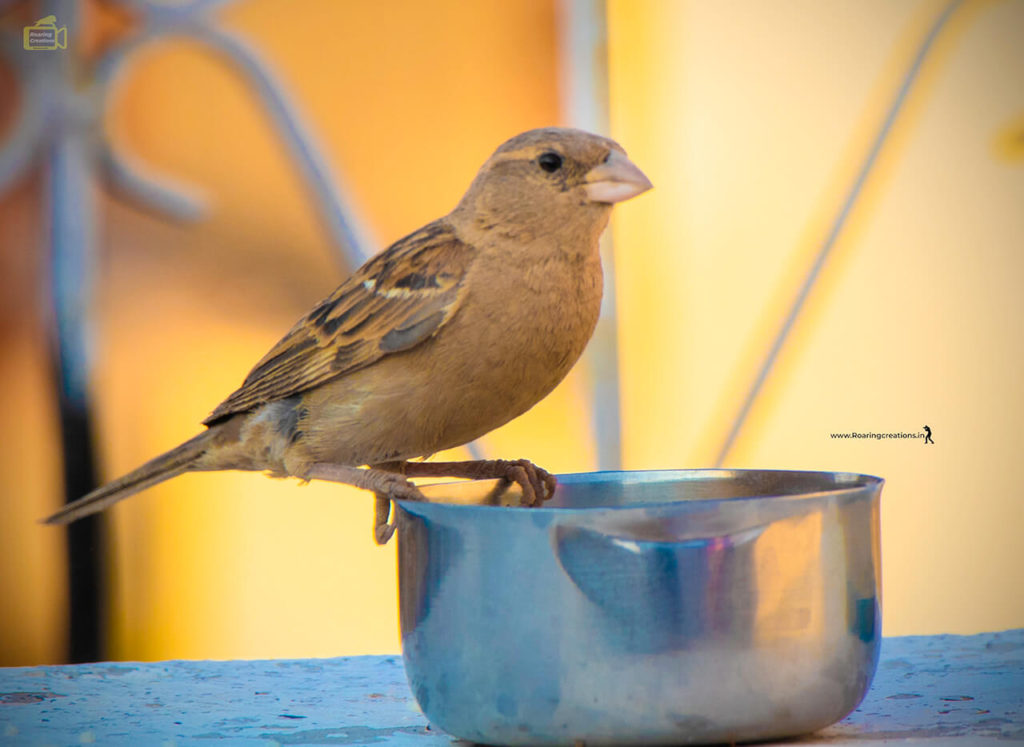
[396,469,883,746]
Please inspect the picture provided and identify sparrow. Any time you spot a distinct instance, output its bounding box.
[43,127,652,543]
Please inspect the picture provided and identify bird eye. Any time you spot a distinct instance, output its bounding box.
[538,151,563,173]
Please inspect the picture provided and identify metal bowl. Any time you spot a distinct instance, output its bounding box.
[396,469,883,746]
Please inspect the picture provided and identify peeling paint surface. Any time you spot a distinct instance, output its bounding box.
[0,631,1021,745]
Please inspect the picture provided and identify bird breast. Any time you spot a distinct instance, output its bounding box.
[290,240,604,468]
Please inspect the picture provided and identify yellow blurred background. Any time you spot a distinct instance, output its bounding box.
[0,0,1021,665]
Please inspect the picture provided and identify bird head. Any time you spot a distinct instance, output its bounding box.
[455,128,652,240]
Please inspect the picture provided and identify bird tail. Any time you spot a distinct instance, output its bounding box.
[42,429,216,525]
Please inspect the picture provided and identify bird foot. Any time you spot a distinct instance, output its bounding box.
[302,463,425,546]
[397,458,558,507]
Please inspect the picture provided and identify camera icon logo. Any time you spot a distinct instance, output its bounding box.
[23,15,67,51]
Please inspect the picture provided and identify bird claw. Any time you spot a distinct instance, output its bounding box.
[499,459,557,507]
[374,494,397,545]
[378,472,425,502]
[371,474,425,545]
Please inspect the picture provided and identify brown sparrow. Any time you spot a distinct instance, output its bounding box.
[44,127,652,543]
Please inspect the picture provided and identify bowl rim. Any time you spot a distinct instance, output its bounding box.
[398,467,884,515]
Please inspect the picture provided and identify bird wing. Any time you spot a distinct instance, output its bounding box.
[203,220,474,424]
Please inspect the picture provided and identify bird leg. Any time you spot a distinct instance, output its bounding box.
[303,463,426,500]
[395,459,558,507]
[309,460,558,546]
[302,463,424,546]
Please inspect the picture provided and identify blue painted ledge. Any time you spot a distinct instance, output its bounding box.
[1,630,1021,746]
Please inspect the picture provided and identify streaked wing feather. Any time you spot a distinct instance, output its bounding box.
[203,220,473,424]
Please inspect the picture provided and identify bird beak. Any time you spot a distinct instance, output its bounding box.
[584,150,653,203]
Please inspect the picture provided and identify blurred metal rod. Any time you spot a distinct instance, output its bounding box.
[100,144,207,222]
[713,0,964,468]
[126,0,236,15]
[96,2,376,267]
[0,42,43,194]
[559,0,622,470]
[43,0,106,663]
[193,26,376,267]
[91,28,211,223]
